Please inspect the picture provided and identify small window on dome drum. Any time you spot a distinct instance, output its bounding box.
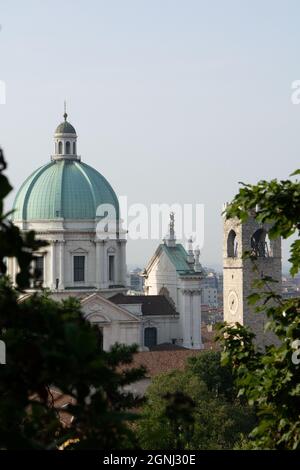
[58,141,63,154]
[73,142,76,154]
[66,141,70,155]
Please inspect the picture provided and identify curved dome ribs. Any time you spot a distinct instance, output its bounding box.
[16,164,52,220]
[74,162,97,218]
[81,162,120,220]
[12,160,119,222]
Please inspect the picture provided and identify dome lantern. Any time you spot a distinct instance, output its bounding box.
[53,103,79,161]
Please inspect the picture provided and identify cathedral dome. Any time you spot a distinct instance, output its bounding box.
[12,110,119,221]
[12,160,119,221]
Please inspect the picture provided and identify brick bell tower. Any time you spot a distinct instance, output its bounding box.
[223,205,282,348]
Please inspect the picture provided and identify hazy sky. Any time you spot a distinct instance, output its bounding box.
[1,0,300,270]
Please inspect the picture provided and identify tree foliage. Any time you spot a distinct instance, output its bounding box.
[217,172,300,449]
[187,351,236,401]
[0,148,47,287]
[137,352,254,450]
[0,148,145,449]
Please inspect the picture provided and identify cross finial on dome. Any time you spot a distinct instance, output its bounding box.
[63,100,68,121]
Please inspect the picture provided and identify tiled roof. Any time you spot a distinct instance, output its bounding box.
[127,350,202,378]
[110,293,178,316]
[123,331,218,378]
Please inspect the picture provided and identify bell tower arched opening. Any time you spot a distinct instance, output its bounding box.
[227,229,238,257]
[65,141,71,155]
[251,229,272,258]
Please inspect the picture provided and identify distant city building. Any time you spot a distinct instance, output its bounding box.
[201,305,223,325]
[128,268,144,292]
[202,272,219,289]
[201,287,218,308]
[201,271,223,311]
[282,275,300,299]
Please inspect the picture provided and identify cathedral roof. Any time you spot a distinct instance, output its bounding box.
[161,243,194,273]
[12,159,119,221]
[110,294,178,316]
[144,242,200,278]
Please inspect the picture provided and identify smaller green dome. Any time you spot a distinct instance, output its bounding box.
[55,120,76,135]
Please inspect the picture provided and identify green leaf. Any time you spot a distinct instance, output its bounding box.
[247,293,261,305]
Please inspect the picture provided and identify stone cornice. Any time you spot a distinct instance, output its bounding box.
[181,289,201,295]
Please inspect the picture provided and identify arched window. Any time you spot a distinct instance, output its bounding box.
[58,141,63,154]
[144,327,157,348]
[251,229,271,257]
[227,230,238,257]
[66,141,71,155]
[73,142,76,154]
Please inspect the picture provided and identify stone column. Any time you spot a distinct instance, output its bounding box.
[118,240,127,287]
[101,240,107,288]
[58,240,65,289]
[181,289,192,349]
[51,241,56,289]
[192,290,202,349]
[115,241,121,285]
[95,240,101,289]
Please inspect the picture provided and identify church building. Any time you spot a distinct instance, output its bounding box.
[143,214,204,349]
[8,111,184,351]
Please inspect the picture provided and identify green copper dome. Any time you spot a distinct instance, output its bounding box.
[55,121,76,135]
[12,160,119,221]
